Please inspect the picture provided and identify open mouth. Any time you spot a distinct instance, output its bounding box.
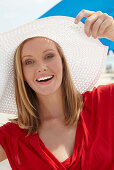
[36,75,54,83]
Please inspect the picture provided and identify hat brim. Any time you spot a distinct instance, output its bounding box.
[0,16,108,114]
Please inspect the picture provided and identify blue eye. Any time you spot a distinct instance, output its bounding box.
[25,60,33,65]
[46,55,54,59]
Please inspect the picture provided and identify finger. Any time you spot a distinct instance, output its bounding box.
[84,12,102,36]
[75,9,95,24]
[98,17,114,36]
[90,14,107,38]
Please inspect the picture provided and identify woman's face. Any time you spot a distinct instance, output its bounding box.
[21,37,63,96]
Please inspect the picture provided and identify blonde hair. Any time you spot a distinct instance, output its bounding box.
[9,36,84,137]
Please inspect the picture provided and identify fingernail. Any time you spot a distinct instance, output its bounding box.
[75,20,78,24]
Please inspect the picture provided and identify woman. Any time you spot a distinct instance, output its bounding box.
[0,9,114,169]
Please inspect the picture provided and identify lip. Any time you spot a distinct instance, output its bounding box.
[35,74,54,80]
[35,75,54,85]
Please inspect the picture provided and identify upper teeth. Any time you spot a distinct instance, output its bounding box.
[37,75,53,81]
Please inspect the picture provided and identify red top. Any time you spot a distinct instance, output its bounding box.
[0,83,114,170]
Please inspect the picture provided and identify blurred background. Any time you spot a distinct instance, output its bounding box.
[0,0,114,169]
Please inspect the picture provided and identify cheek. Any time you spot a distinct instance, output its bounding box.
[50,58,63,76]
[22,67,33,81]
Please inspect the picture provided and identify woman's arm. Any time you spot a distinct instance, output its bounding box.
[0,144,7,162]
[74,9,114,41]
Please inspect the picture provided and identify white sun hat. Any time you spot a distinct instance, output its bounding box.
[0,16,108,115]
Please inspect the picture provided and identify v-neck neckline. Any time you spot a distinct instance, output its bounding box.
[37,110,85,168]
[38,131,73,164]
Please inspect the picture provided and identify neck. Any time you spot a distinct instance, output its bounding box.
[36,86,66,123]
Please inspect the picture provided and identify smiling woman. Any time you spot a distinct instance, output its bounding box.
[0,11,114,170]
[9,36,83,136]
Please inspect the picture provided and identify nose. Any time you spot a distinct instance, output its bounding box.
[35,62,47,73]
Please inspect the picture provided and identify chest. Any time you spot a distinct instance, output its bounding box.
[38,123,77,162]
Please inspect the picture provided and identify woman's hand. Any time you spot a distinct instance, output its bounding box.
[75,9,114,41]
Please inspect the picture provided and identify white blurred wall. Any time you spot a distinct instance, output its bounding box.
[0,160,11,170]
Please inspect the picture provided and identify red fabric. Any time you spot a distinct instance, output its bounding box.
[0,83,114,170]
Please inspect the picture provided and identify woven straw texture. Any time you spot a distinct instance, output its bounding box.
[0,16,108,115]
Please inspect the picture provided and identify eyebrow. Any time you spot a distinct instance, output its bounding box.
[22,49,55,59]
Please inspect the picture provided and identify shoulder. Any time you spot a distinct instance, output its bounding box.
[0,121,18,130]
[0,122,27,138]
[81,84,114,137]
[82,83,114,104]
[81,83,114,119]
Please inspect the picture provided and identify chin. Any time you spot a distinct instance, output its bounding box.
[36,88,57,96]
[36,84,62,97]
